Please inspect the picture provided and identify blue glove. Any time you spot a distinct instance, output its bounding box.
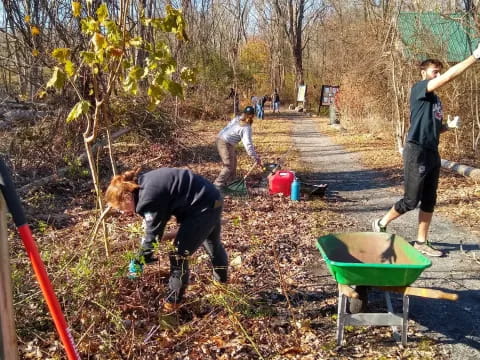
[128,259,143,279]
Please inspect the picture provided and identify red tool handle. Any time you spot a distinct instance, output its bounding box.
[18,225,81,360]
[1,158,80,359]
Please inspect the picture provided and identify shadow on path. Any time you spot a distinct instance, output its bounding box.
[303,169,394,192]
[371,288,480,352]
[292,114,480,359]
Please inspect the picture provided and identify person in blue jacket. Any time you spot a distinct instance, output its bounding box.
[105,167,228,308]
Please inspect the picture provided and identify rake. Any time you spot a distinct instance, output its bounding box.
[223,162,258,197]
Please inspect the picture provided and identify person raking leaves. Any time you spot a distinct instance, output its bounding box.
[105,167,228,310]
[214,105,262,189]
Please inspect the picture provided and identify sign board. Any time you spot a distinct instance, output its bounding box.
[297,85,307,102]
[320,85,340,106]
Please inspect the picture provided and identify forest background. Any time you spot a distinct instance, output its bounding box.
[2,0,480,172]
[1,0,480,358]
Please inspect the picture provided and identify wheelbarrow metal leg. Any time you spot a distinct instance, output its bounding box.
[402,294,409,346]
[385,291,409,345]
[336,293,347,345]
[385,291,400,342]
[337,286,410,346]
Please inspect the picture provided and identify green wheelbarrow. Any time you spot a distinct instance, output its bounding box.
[316,232,458,345]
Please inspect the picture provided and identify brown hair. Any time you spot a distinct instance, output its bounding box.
[105,169,141,209]
[240,114,254,125]
[419,59,443,71]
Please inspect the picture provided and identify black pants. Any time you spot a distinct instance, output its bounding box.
[167,204,228,303]
[394,142,440,214]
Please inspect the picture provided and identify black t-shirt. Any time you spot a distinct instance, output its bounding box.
[134,168,220,244]
[406,80,443,151]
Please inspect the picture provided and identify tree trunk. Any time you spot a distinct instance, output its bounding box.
[390,54,405,151]
[441,159,480,180]
[84,135,110,256]
[293,46,304,88]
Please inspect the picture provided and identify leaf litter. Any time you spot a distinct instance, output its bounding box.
[11,116,448,359]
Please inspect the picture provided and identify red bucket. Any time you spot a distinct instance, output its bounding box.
[269,170,295,196]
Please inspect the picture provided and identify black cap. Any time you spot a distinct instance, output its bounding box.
[244,106,255,115]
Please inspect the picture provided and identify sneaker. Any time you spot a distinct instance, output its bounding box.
[414,241,443,257]
[372,218,387,233]
[136,248,158,264]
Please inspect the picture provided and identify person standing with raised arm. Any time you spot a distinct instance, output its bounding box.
[372,44,480,257]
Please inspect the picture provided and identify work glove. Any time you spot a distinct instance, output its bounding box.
[473,43,480,59]
[447,115,461,129]
[128,259,143,279]
[127,249,158,279]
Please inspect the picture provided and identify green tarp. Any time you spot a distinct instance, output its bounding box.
[398,12,480,62]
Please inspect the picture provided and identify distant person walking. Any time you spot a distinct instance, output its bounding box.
[257,95,267,120]
[214,106,262,188]
[251,95,258,109]
[272,89,280,113]
[372,44,480,257]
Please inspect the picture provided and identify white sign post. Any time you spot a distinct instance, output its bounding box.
[297,85,307,110]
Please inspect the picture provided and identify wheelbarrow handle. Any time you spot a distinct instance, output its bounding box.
[338,284,359,298]
[376,286,459,301]
[340,284,459,301]
[0,157,81,360]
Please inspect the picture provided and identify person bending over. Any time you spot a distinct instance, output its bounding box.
[105,167,228,308]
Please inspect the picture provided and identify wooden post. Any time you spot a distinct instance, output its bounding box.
[0,195,19,359]
[329,103,336,125]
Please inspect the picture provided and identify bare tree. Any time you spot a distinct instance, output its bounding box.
[271,0,327,95]
[254,0,288,96]
[1,0,86,97]
[221,0,251,109]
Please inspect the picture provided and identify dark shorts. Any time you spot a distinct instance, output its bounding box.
[394,142,441,214]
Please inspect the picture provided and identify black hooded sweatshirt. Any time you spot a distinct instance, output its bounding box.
[134,168,221,244]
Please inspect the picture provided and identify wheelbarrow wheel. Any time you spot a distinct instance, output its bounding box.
[348,286,369,314]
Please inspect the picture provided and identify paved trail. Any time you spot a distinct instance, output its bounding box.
[291,114,480,359]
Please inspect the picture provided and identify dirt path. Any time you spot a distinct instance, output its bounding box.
[291,114,480,359]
